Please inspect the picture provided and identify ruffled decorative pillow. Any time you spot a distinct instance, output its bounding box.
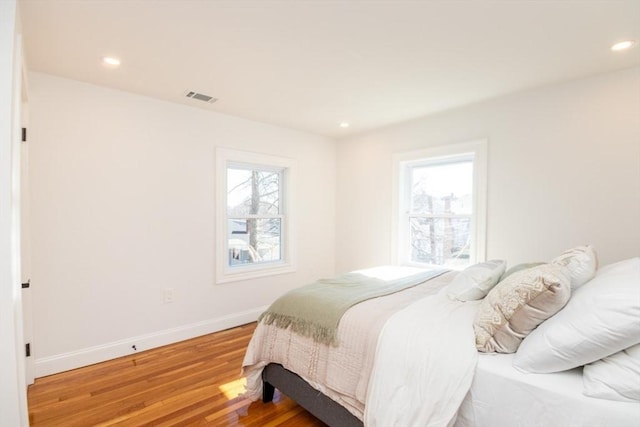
[551,245,598,290]
[474,264,571,353]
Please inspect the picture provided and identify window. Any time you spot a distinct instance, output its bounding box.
[216,148,295,283]
[227,166,282,266]
[393,140,487,269]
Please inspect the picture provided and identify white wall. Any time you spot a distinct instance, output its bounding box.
[26,65,640,376]
[0,0,29,424]
[28,72,336,376]
[336,67,640,273]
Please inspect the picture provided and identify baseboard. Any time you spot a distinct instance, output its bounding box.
[34,306,267,378]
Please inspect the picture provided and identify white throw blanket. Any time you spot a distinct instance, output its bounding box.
[365,290,481,427]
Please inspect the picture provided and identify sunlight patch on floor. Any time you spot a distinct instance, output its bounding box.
[219,377,247,400]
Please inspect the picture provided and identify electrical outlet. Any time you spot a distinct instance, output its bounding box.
[163,288,174,304]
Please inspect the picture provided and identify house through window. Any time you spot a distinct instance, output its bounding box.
[394,140,487,269]
[407,157,473,266]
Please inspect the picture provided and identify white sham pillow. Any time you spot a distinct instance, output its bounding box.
[551,245,598,290]
[446,260,506,301]
[513,257,640,373]
[583,343,640,402]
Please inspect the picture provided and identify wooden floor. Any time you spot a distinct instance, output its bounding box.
[28,323,326,426]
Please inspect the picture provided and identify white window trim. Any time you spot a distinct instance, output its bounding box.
[391,139,487,269]
[215,147,296,284]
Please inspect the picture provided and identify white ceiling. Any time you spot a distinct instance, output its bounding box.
[19,0,640,139]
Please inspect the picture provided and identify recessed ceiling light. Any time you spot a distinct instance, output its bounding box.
[102,56,121,67]
[611,40,636,51]
[339,122,350,128]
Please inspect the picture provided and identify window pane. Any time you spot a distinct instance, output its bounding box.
[228,218,281,266]
[410,161,473,215]
[227,168,280,216]
[409,217,471,268]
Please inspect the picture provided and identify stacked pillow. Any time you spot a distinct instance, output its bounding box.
[473,263,571,353]
[499,262,544,282]
[514,256,638,370]
[446,259,506,301]
[513,256,640,402]
[549,245,598,290]
[459,246,639,402]
[583,343,640,402]
[470,245,599,354]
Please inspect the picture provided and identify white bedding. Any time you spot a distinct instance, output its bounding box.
[243,268,457,421]
[365,291,480,427]
[244,265,640,426]
[455,353,640,427]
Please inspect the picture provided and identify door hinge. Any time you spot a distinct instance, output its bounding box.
[21,280,30,289]
[25,343,31,358]
[21,127,27,143]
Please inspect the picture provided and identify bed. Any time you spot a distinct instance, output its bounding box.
[242,252,640,426]
[456,353,640,427]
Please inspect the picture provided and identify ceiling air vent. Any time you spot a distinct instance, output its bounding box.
[184,91,218,104]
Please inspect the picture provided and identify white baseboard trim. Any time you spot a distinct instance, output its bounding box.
[34,306,267,378]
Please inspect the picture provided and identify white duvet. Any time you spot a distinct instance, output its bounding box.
[365,291,481,427]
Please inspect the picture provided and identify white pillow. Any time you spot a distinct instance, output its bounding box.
[446,260,506,301]
[513,257,640,373]
[551,245,598,290]
[583,343,640,402]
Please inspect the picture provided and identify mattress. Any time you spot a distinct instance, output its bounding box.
[455,353,640,427]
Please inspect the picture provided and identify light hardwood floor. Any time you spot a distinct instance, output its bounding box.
[27,322,326,426]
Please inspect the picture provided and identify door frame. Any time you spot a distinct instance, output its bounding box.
[0,1,30,423]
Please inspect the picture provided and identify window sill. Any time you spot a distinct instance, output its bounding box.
[401,261,472,271]
[216,263,296,284]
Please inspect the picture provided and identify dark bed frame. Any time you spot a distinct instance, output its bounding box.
[262,363,364,427]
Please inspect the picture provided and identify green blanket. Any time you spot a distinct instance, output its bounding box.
[259,268,447,346]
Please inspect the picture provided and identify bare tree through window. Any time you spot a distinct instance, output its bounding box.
[227,167,283,266]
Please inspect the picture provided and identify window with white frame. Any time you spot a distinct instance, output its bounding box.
[393,140,487,269]
[216,148,295,283]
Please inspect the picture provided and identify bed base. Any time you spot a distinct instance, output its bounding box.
[262,363,363,427]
